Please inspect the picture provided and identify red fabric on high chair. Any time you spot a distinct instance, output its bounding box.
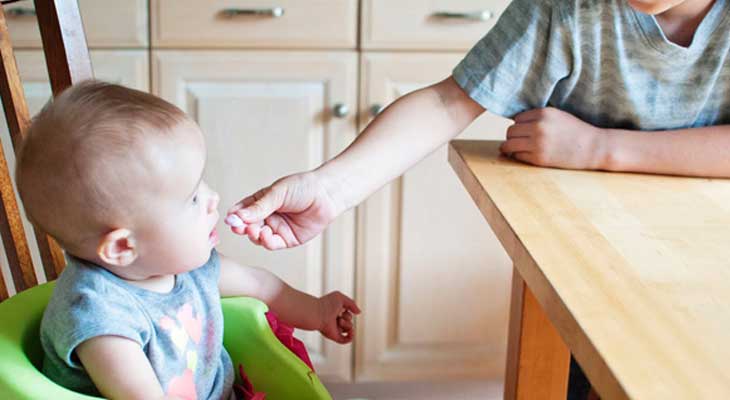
[265,311,314,371]
[233,311,314,400]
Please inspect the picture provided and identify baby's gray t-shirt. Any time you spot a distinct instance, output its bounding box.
[453,0,730,130]
[41,249,234,400]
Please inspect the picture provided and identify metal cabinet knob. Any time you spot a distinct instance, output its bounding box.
[333,103,349,118]
[370,104,384,117]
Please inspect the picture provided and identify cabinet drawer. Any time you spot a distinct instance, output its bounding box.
[3,0,148,48]
[151,0,358,49]
[362,0,510,51]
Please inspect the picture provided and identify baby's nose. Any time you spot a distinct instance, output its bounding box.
[208,191,220,213]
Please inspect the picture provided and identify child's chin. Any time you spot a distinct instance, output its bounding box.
[625,0,673,15]
[185,252,214,271]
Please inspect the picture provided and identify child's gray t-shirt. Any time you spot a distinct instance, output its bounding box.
[40,249,234,400]
[453,0,730,130]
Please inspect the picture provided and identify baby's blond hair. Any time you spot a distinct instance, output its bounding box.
[16,80,191,254]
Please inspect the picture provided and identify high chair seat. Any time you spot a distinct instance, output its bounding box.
[0,282,331,400]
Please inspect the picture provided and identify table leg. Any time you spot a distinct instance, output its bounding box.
[504,267,570,400]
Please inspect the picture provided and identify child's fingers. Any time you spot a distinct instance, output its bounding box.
[227,194,267,223]
[245,222,263,245]
[340,310,353,322]
[337,317,353,332]
[337,329,353,344]
[227,195,254,214]
[259,226,287,250]
[500,138,533,155]
[341,296,361,315]
[325,325,350,344]
[513,107,549,123]
[513,151,538,166]
[340,325,354,342]
[242,195,259,207]
[506,122,536,139]
[238,186,284,223]
[225,214,244,227]
[224,215,248,235]
[265,214,300,247]
[229,225,246,235]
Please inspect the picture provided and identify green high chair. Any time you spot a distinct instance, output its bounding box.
[0,1,330,399]
[0,282,331,399]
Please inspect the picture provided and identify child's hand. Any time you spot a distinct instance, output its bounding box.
[225,172,343,250]
[317,291,360,344]
[500,107,608,170]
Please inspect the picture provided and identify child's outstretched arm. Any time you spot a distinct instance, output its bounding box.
[226,76,484,250]
[317,75,485,212]
[500,107,730,178]
[218,253,360,343]
[76,336,177,400]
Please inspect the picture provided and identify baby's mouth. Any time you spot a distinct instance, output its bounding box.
[209,227,219,246]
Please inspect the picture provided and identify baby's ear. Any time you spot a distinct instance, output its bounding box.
[97,228,138,267]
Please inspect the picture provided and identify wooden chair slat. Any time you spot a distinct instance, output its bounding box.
[0,0,94,298]
[30,0,95,280]
[34,0,93,96]
[0,2,65,285]
[0,5,38,299]
[36,230,64,279]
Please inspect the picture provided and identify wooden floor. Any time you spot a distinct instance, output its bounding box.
[325,380,503,400]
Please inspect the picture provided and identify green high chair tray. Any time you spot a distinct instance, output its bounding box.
[0,282,331,400]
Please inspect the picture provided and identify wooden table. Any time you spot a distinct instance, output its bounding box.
[448,140,730,400]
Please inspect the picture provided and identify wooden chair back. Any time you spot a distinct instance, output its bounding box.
[0,0,93,300]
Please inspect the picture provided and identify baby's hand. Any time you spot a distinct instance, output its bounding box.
[317,291,360,344]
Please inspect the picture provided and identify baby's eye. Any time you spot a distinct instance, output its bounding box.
[192,194,199,205]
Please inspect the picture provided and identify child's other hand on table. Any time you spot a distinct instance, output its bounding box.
[500,107,607,171]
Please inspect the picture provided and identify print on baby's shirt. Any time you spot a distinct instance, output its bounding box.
[159,302,203,400]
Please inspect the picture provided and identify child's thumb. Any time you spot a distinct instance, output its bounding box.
[237,194,280,223]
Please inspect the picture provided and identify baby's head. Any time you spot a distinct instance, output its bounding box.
[16,81,220,278]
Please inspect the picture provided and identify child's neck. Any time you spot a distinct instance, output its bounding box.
[656,0,716,47]
[124,274,176,293]
[73,251,178,293]
[100,259,177,293]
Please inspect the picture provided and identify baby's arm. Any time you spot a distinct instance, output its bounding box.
[218,253,360,343]
[76,336,176,400]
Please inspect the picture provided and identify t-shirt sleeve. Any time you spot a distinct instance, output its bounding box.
[452,0,574,117]
[41,275,150,370]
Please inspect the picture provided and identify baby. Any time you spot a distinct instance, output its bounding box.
[16,81,359,400]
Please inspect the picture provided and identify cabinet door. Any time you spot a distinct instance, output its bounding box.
[0,50,150,294]
[153,50,358,382]
[356,52,512,382]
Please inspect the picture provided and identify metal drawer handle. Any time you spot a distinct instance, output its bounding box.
[333,103,349,119]
[6,7,36,17]
[431,10,492,22]
[220,7,284,18]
